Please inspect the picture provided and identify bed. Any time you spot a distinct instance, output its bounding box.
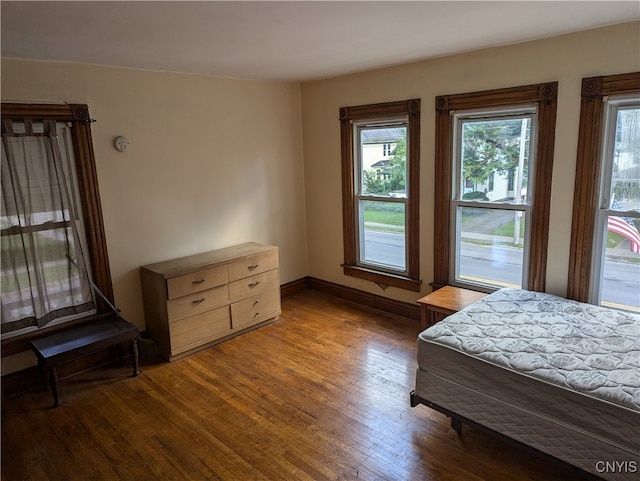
[410,288,639,481]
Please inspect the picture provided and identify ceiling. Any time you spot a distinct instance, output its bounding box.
[2,1,639,82]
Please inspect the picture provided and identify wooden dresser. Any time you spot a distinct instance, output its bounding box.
[140,242,281,361]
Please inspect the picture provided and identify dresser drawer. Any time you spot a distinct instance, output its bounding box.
[169,306,231,355]
[229,269,279,301]
[228,249,278,282]
[167,284,229,321]
[231,288,281,329]
[166,264,229,300]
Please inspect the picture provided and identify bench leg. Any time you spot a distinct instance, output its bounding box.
[37,359,48,391]
[49,366,61,408]
[451,417,463,436]
[115,343,123,363]
[130,339,139,376]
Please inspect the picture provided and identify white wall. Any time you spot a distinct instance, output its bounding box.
[1,60,309,372]
[301,22,640,304]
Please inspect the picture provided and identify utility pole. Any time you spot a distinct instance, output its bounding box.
[513,118,528,245]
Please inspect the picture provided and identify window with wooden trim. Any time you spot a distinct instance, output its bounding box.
[339,99,421,291]
[1,103,114,356]
[568,72,640,311]
[433,83,558,293]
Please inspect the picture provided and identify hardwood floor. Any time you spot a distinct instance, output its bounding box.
[2,290,592,481]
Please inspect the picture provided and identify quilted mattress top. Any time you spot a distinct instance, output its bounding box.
[420,288,640,411]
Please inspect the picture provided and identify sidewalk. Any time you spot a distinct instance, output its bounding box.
[462,232,523,245]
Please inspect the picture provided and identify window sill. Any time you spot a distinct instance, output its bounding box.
[342,264,422,292]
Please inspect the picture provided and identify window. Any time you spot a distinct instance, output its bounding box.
[1,104,114,356]
[452,108,535,290]
[433,83,558,293]
[568,72,640,311]
[339,99,421,291]
[594,97,640,311]
[2,120,95,334]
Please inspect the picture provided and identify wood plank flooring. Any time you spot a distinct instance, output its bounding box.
[2,290,593,481]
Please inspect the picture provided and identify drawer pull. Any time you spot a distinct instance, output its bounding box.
[192,298,206,304]
[253,300,259,306]
[248,280,261,288]
[248,263,260,271]
[254,312,260,318]
[192,279,205,285]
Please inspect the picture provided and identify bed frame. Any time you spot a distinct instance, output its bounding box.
[410,391,604,480]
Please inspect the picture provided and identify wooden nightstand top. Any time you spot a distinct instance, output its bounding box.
[417,286,487,315]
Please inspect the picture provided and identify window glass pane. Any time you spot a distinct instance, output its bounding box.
[460,118,531,203]
[601,215,640,312]
[1,227,85,309]
[0,231,26,297]
[360,200,406,271]
[457,206,524,288]
[610,107,640,211]
[360,126,407,197]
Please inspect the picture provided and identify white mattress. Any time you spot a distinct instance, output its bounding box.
[414,288,640,481]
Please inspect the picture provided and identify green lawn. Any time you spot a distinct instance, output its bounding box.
[1,233,81,291]
[607,232,625,248]
[492,220,525,238]
[364,210,404,226]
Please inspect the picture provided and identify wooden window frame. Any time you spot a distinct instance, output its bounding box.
[567,72,640,302]
[433,83,558,292]
[1,103,114,356]
[339,99,421,292]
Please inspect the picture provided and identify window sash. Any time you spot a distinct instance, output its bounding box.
[598,98,640,210]
[450,204,531,290]
[353,120,408,196]
[355,196,408,275]
[591,212,640,311]
[452,109,537,201]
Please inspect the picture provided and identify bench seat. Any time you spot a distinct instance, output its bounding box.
[30,317,139,407]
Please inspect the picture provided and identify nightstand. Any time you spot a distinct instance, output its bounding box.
[417,286,487,329]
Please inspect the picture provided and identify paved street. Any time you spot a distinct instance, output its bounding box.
[363,229,639,310]
[362,230,406,269]
[458,242,522,287]
[601,258,640,308]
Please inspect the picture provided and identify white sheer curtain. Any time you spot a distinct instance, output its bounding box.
[1,119,95,337]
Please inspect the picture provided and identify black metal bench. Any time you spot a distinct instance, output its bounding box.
[30,317,140,407]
